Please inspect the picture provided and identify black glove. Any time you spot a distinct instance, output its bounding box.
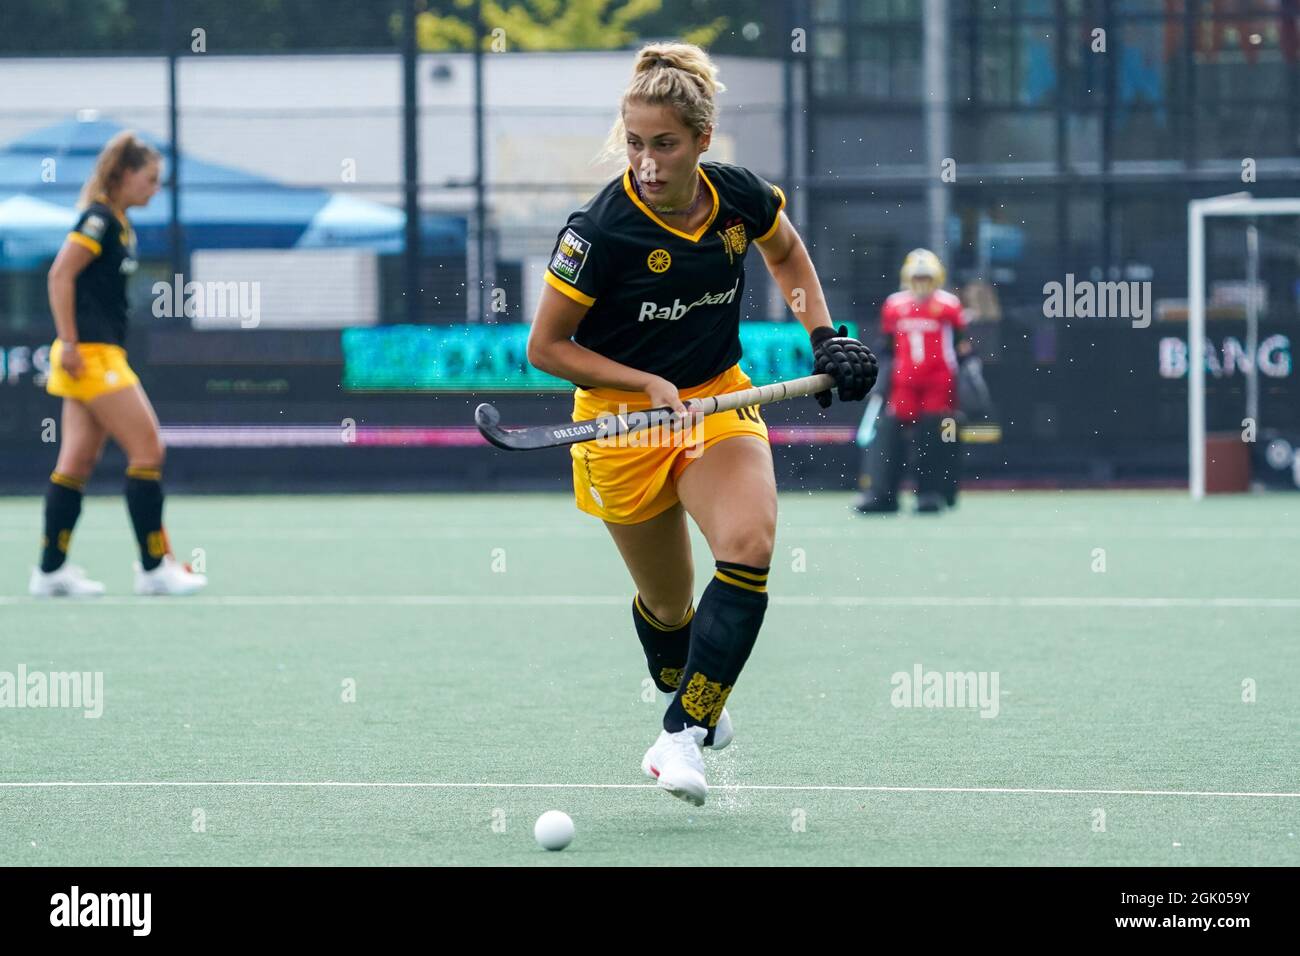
[810,324,878,409]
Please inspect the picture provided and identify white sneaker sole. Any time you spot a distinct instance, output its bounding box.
[134,583,207,596]
[656,774,706,806]
[643,757,707,806]
[134,575,208,596]
[28,570,105,598]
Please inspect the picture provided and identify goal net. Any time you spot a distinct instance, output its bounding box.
[1187,195,1300,498]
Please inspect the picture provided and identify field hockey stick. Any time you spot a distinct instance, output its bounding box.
[474,372,836,451]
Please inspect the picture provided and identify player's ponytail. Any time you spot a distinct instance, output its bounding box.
[596,42,725,166]
[78,131,161,209]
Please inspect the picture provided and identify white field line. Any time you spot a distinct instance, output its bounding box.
[3,595,1300,608]
[1,526,1300,542]
[0,781,1296,798]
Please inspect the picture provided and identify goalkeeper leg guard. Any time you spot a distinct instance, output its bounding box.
[854,413,904,513]
[942,414,963,508]
[914,414,949,513]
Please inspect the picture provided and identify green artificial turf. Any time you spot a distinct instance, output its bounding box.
[0,491,1296,865]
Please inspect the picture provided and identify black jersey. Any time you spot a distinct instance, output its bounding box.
[544,161,786,390]
[66,201,139,345]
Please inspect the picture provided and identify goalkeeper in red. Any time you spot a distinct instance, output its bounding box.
[854,248,972,513]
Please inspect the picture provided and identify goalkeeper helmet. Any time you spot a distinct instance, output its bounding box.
[900,248,946,289]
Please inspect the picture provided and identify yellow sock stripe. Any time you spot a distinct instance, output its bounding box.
[633,594,668,630]
[49,472,86,492]
[714,570,767,593]
[634,594,694,632]
[715,565,768,583]
[126,467,162,481]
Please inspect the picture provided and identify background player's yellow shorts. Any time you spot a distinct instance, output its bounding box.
[571,363,769,525]
[46,341,140,404]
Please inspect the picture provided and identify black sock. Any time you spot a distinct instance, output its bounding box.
[633,593,694,693]
[39,473,85,573]
[664,560,769,741]
[125,467,166,571]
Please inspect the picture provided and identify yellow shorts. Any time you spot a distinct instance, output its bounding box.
[571,363,769,525]
[46,341,140,403]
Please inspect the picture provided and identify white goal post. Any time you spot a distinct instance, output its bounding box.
[1187,194,1300,499]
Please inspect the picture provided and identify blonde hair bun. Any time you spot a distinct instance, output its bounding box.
[598,42,724,164]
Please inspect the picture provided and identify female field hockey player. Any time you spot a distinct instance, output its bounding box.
[29,131,207,597]
[527,43,876,805]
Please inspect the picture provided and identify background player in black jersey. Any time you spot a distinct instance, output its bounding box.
[528,43,875,805]
[30,131,207,597]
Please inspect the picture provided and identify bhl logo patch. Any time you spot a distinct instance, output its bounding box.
[550,228,590,285]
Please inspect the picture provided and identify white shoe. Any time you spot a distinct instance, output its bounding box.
[656,690,733,750]
[710,707,734,750]
[641,725,709,806]
[28,564,105,598]
[134,554,207,596]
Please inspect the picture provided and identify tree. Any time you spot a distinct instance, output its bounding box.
[412,0,728,52]
[0,0,785,56]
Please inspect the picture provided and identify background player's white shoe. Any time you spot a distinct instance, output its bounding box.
[134,555,207,596]
[28,564,105,598]
[641,725,708,806]
[657,690,733,749]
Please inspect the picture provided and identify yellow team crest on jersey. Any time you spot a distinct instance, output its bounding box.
[718,219,748,264]
[647,248,671,273]
[723,222,748,256]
